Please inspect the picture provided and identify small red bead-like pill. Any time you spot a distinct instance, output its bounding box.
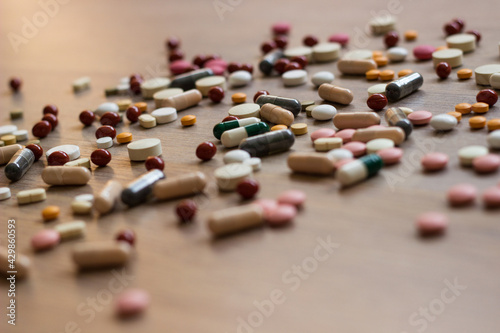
[196,142,216,161]
[290,56,308,69]
[367,93,388,111]
[168,49,184,62]
[176,199,197,222]
[43,104,58,116]
[100,111,121,127]
[416,212,448,236]
[79,110,95,126]
[126,106,141,123]
[91,149,112,167]
[9,77,22,92]
[192,54,207,67]
[208,86,225,103]
[25,144,43,161]
[466,29,481,43]
[227,62,241,73]
[274,58,290,75]
[166,36,180,50]
[222,116,239,122]
[253,90,269,103]
[237,179,260,200]
[476,89,498,107]
[116,229,136,246]
[261,41,276,54]
[273,35,288,49]
[444,22,460,35]
[145,156,165,171]
[482,187,500,208]
[384,31,399,48]
[452,18,465,31]
[284,62,302,72]
[436,62,452,79]
[130,81,141,95]
[42,113,58,130]
[240,63,254,74]
[48,151,70,166]
[32,120,52,138]
[303,35,319,47]
[95,125,116,139]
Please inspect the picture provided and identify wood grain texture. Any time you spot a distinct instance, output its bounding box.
[1,0,500,332]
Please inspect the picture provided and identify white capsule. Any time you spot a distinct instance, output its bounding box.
[221,127,249,148]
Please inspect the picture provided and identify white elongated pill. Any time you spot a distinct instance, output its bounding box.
[214,163,253,191]
[46,144,80,160]
[95,102,119,117]
[96,137,113,149]
[387,47,408,62]
[0,187,11,200]
[140,77,171,99]
[314,137,343,151]
[458,145,489,166]
[366,138,394,153]
[489,73,500,89]
[17,188,46,204]
[487,130,500,149]
[74,194,94,202]
[151,107,177,124]
[223,149,251,164]
[282,70,308,87]
[228,70,252,87]
[311,71,335,86]
[311,104,337,121]
[54,221,86,240]
[430,114,458,131]
[127,138,162,161]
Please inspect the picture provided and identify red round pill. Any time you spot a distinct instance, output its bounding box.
[343,141,367,157]
[43,104,58,116]
[303,35,319,47]
[384,31,399,48]
[79,110,95,126]
[100,112,121,127]
[126,106,141,123]
[208,86,225,103]
[42,113,58,130]
[116,229,136,246]
[48,151,70,166]
[272,22,291,35]
[453,18,465,31]
[328,33,349,46]
[476,89,498,107]
[274,58,290,75]
[466,29,481,43]
[290,56,308,69]
[253,90,270,103]
[25,143,43,161]
[32,120,52,138]
[168,49,184,62]
[91,149,111,167]
[236,179,260,199]
[166,36,180,50]
[227,62,241,73]
[261,41,276,54]
[9,77,22,92]
[284,62,302,72]
[192,54,207,67]
[273,35,288,49]
[176,199,197,222]
[436,62,451,79]
[367,93,388,111]
[196,141,216,161]
[95,125,116,139]
[145,156,165,171]
[444,22,461,35]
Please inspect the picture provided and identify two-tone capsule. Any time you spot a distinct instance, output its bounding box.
[256,95,301,116]
[336,154,384,186]
[221,122,270,148]
[239,129,295,157]
[212,117,260,140]
[384,107,413,138]
[121,169,165,207]
[169,68,213,90]
[259,49,284,75]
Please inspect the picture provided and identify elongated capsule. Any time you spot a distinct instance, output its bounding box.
[259,103,294,126]
[239,129,295,157]
[72,241,131,269]
[5,148,34,181]
[256,95,301,116]
[221,122,270,148]
[153,171,207,201]
[169,68,213,90]
[95,180,123,214]
[336,154,384,186]
[208,204,263,236]
[42,166,91,185]
[161,89,202,111]
[121,169,165,207]
[333,112,381,129]
[384,107,413,138]
[213,117,260,140]
[385,72,423,102]
[259,49,284,75]
[288,152,335,175]
[352,127,406,145]
[337,59,377,75]
[0,144,23,165]
[1,246,30,279]
[318,84,354,105]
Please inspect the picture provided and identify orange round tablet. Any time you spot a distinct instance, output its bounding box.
[231,93,246,104]
[379,70,395,81]
[134,102,147,112]
[42,206,60,221]
[398,69,413,77]
[374,56,388,67]
[455,103,471,114]
[404,30,418,41]
[365,69,380,80]
[116,132,133,143]
[181,115,196,126]
[469,116,486,129]
[447,111,462,122]
[487,119,500,131]
[290,123,307,135]
[457,68,473,80]
[471,102,489,114]
[372,50,384,58]
[271,124,288,131]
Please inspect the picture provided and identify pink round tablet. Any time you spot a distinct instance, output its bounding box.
[482,187,500,208]
[169,60,192,75]
[447,183,477,206]
[310,128,336,142]
[253,199,278,218]
[472,154,500,174]
[377,147,403,165]
[343,141,366,157]
[416,212,448,236]
[334,128,356,143]
[207,65,225,75]
[205,59,227,71]
[408,110,433,125]
[116,289,150,317]
[272,22,291,35]
[31,229,60,251]
[334,158,355,170]
[265,204,297,227]
[328,33,349,47]
[277,189,306,208]
[413,45,436,60]
[421,152,449,171]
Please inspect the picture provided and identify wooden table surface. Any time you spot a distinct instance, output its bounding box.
[1,0,500,332]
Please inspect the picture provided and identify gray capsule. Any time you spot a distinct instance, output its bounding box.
[121,169,165,207]
[259,49,284,75]
[5,148,34,182]
[169,68,213,90]
[385,72,423,102]
[256,95,301,116]
[384,107,413,138]
[239,129,295,157]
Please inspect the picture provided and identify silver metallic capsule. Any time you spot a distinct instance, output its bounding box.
[385,72,423,102]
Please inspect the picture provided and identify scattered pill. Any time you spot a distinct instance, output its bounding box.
[337,59,377,75]
[91,149,112,167]
[288,152,335,175]
[100,112,121,127]
[430,114,457,131]
[237,179,260,199]
[55,221,86,240]
[223,149,251,164]
[127,138,162,162]
[416,212,448,236]
[96,125,117,139]
[487,119,500,131]
[447,111,462,122]
[17,188,46,204]
[447,183,477,206]
[94,180,123,214]
[290,123,308,135]
[48,151,70,166]
[336,154,384,186]
[180,115,196,126]
[367,94,388,111]
[196,141,217,161]
[455,103,472,114]
[0,187,11,200]
[72,241,132,269]
[469,116,487,129]
[413,45,436,60]
[221,123,270,148]
[42,166,91,186]
[215,163,253,192]
[385,72,423,102]
[71,200,93,214]
[31,229,60,251]
[282,69,308,86]
[5,147,35,181]
[42,205,60,221]
[482,187,500,208]
[311,71,335,86]
[476,89,498,107]
[487,130,500,149]
[408,110,432,125]
[366,138,394,154]
[458,145,489,166]
[457,68,473,79]
[472,154,500,173]
[310,128,336,142]
[436,62,452,79]
[342,141,367,157]
[333,112,381,129]
[228,103,261,119]
[366,69,381,80]
[175,199,197,222]
[471,102,489,114]
[32,120,52,138]
[145,156,165,171]
[228,70,252,88]
[207,204,263,236]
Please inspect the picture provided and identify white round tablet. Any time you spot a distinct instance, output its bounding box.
[474,64,500,86]
[430,114,457,131]
[366,138,394,154]
[446,33,476,53]
[95,102,119,117]
[311,71,335,87]
[139,114,157,129]
[195,76,226,96]
[369,15,396,35]
[458,145,488,166]
[311,104,337,121]
[312,42,341,62]
[327,148,353,163]
[0,187,11,200]
[46,144,81,160]
[432,48,463,68]
[151,107,177,124]
[96,137,113,149]
[228,70,252,87]
[214,163,253,191]
[387,47,408,62]
[140,77,171,99]
[127,138,162,161]
[223,149,251,164]
[282,70,308,87]
[487,130,500,149]
[0,125,18,137]
[13,129,28,141]
[243,157,262,171]
[228,103,261,119]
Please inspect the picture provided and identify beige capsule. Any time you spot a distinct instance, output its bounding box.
[17,188,46,204]
[42,166,91,185]
[72,241,131,269]
[153,171,207,201]
[207,204,263,236]
[287,152,335,175]
[54,221,86,240]
[352,127,405,145]
[161,89,202,111]
[337,59,377,75]
[94,180,123,214]
[259,103,294,126]
[0,246,30,279]
[333,112,381,129]
[71,200,92,215]
[0,144,22,165]
[318,84,354,105]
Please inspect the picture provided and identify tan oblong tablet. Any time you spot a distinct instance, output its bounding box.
[153,172,207,201]
[71,200,92,214]
[94,180,123,214]
[207,204,263,236]
[17,188,46,204]
[0,246,30,279]
[54,221,86,240]
[337,59,377,75]
[318,84,354,105]
[352,127,406,145]
[0,144,22,165]
[432,49,463,68]
[154,88,183,108]
[259,103,294,126]
[127,138,162,161]
[333,112,381,129]
[215,163,253,191]
[42,166,91,185]
[161,89,202,111]
[287,152,335,175]
[195,76,226,96]
[314,137,343,151]
[64,157,91,168]
[72,241,131,269]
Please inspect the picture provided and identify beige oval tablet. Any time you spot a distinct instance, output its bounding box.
[475,64,500,86]
[432,48,463,68]
[446,33,476,53]
[284,46,313,61]
[127,138,162,161]
[54,221,86,240]
[337,59,377,75]
[312,42,341,62]
[154,88,183,108]
[214,163,252,191]
[71,200,92,214]
[207,204,263,236]
[138,114,157,129]
[343,49,374,60]
[195,76,226,96]
[228,103,261,119]
[367,83,387,96]
[17,188,46,204]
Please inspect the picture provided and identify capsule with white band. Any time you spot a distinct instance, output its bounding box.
[212,117,260,140]
[336,154,384,186]
[221,122,270,148]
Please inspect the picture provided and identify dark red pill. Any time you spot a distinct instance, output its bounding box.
[240,63,254,74]
[466,30,481,43]
[274,35,288,49]
[436,62,452,79]
[261,41,276,54]
[130,81,141,95]
[222,116,239,122]
[32,120,52,138]
[95,125,116,139]
[169,49,184,62]
[193,54,207,68]
[100,112,121,127]
[43,104,58,116]
[384,31,399,48]
[452,18,465,31]
[303,35,319,47]
[227,62,241,73]
[476,89,498,107]
[274,58,290,75]
[126,106,141,122]
[25,144,43,161]
[42,113,58,130]
[290,56,308,69]
[208,86,224,103]
[116,229,136,246]
[176,199,197,222]
[236,179,260,199]
[284,62,302,72]
[367,94,388,111]
[145,156,165,171]
[129,74,143,84]
[196,142,216,161]
[91,149,111,167]
[48,151,70,166]
[253,90,269,103]
[166,37,180,50]
[9,77,22,93]
[444,22,460,35]
[79,110,95,126]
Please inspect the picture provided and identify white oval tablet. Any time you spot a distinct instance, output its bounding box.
[487,130,500,149]
[74,194,94,203]
[46,144,80,160]
[95,102,119,117]
[311,71,335,87]
[327,148,353,163]
[214,163,253,191]
[284,46,313,61]
[369,15,396,35]
[367,83,387,96]
[430,114,458,131]
[127,138,162,161]
[223,149,251,164]
[0,125,18,137]
[399,107,413,115]
[282,70,308,87]
[96,137,113,149]
[311,104,337,121]
[195,76,226,96]
[387,47,408,62]
[140,77,171,99]
[151,107,177,124]
[0,187,11,200]
[432,48,463,68]
[228,70,252,87]
[366,138,394,154]
[228,103,261,119]
[458,145,488,166]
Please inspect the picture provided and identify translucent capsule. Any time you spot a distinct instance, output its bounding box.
[256,95,301,116]
[5,148,35,181]
[385,72,423,102]
[259,49,284,75]
[384,107,413,138]
[169,68,213,90]
[221,122,270,148]
[336,154,384,186]
[212,117,260,140]
[121,169,165,206]
[239,129,295,157]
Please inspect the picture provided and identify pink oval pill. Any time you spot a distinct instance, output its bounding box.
[328,33,349,47]
[207,65,225,76]
[334,128,356,143]
[205,59,227,71]
[277,189,306,208]
[413,45,436,60]
[265,204,297,227]
[169,60,192,75]
[334,158,355,170]
[343,141,366,157]
[447,183,477,206]
[377,147,403,165]
[482,187,500,208]
[272,22,291,35]
[253,199,278,218]
[408,110,433,125]
[310,128,336,142]
[472,154,500,174]
[421,152,449,171]
[367,124,386,129]
[31,229,60,251]
[116,289,150,317]
[416,212,448,236]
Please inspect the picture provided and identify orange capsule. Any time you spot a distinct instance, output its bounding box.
[447,111,462,122]
[42,206,60,221]
[455,103,472,114]
[471,102,489,114]
[469,116,487,129]
[379,70,395,81]
[457,68,473,80]
[181,115,196,126]
[398,69,413,77]
[487,119,500,131]
[365,69,381,80]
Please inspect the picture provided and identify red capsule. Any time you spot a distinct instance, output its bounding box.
[176,199,197,222]
[42,113,58,130]
[9,77,22,92]
[48,151,70,166]
[222,116,239,122]
[95,125,116,139]
[32,120,52,138]
[116,229,136,246]
[25,144,43,161]
[253,90,270,103]
[274,58,290,75]
[166,36,180,50]
[100,112,121,127]
[126,106,141,122]
[303,35,319,47]
[91,149,112,167]
[43,104,58,116]
[168,49,184,62]
[79,110,95,126]
[284,62,302,72]
[384,31,399,48]
[273,35,288,49]
[290,56,308,69]
[476,89,498,107]
[261,41,276,54]
[208,86,225,103]
[196,142,216,161]
[367,94,388,111]
[145,156,165,171]
[436,62,452,79]
[236,179,260,199]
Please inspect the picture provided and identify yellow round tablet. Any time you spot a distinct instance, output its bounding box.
[271,124,288,131]
[116,132,133,143]
[181,115,196,126]
[231,93,246,104]
[134,102,148,112]
[291,123,308,135]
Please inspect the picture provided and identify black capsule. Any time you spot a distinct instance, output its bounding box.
[121,169,165,207]
[384,107,413,138]
[169,68,213,90]
[256,95,301,116]
[259,49,284,75]
[385,72,423,102]
[239,129,295,157]
[5,148,35,182]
